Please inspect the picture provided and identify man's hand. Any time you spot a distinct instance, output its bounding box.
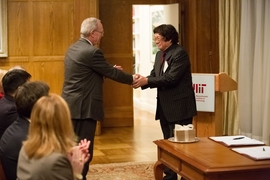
[113,64,123,70]
[132,74,148,89]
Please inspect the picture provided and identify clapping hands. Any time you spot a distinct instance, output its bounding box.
[67,139,91,175]
[78,139,91,161]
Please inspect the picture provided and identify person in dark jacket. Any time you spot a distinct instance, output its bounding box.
[133,24,197,180]
[0,69,31,139]
[0,81,49,180]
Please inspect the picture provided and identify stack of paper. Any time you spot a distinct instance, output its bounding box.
[232,146,270,160]
[209,135,265,146]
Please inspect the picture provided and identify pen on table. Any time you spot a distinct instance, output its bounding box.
[233,137,245,140]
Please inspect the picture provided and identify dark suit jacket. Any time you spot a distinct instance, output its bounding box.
[62,38,133,120]
[0,117,29,180]
[17,148,74,180]
[142,44,197,122]
[0,94,18,139]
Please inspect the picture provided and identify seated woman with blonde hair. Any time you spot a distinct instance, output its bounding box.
[17,93,90,180]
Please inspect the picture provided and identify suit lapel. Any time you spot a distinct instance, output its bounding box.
[157,52,163,76]
[156,44,175,75]
[165,47,173,66]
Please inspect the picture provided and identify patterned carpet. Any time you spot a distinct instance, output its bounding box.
[87,161,155,180]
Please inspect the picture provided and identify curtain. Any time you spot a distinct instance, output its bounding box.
[238,0,270,145]
[219,0,240,135]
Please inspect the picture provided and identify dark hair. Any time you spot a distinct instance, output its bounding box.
[153,24,179,44]
[2,69,31,95]
[15,81,50,118]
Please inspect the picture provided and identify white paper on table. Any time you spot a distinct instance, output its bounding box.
[209,135,265,146]
[232,146,270,160]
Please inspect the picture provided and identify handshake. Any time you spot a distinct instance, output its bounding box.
[113,65,147,89]
[132,74,147,89]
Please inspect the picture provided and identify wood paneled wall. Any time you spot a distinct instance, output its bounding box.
[99,0,133,127]
[1,0,220,129]
[177,0,220,136]
[175,0,219,73]
[0,0,98,95]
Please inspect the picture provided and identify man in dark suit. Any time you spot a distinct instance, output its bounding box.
[0,69,31,139]
[61,17,136,180]
[0,81,50,180]
[133,24,197,180]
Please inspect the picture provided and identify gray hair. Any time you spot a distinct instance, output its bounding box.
[80,17,100,38]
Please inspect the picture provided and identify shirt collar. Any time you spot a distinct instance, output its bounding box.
[81,37,93,45]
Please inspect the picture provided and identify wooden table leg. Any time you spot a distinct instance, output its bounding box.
[154,161,164,180]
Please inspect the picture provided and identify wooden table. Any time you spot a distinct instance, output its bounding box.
[153,137,270,180]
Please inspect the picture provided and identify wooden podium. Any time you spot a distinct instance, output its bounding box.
[193,72,237,137]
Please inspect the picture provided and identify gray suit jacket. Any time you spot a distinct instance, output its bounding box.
[142,44,197,122]
[62,38,133,120]
[17,147,74,180]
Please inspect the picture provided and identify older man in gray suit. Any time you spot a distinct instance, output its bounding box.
[62,17,136,180]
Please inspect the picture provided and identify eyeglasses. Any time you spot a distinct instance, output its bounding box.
[95,30,104,36]
[153,36,164,42]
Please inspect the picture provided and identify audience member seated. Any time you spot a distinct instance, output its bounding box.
[0,67,25,100]
[0,69,31,138]
[0,67,34,180]
[0,81,49,180]
[17,94,90,180]
[0,69,8,100]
